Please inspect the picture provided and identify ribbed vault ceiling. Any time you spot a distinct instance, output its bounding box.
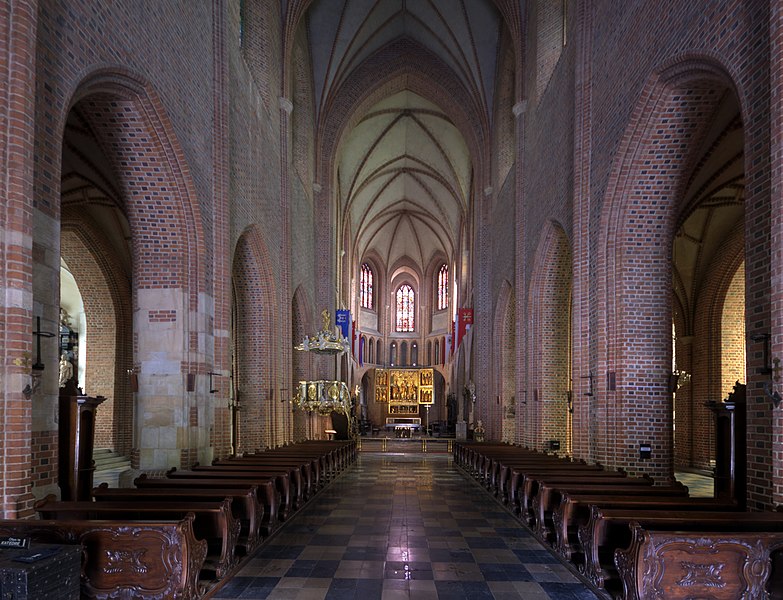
[306,0,501,273]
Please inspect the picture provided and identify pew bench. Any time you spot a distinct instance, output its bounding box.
[614,523,783,600]
[516,472,653,523]
[504,462,607,507]
[134,476,280,536]
[529,476,682,540]
[0,515,206,600]
[475,452,582,494]
[190,463,308,507]
[216,456,322,491]
[165,468,292,521]
[551,493,738,563]
[34,496,240,581]
[92,482,265,555]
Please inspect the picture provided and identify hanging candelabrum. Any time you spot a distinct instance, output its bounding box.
[293,309,350,356]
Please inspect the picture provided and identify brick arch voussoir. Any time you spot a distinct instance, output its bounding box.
[66,68,207,311]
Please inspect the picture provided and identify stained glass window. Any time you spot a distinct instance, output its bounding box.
[396,284,415,332]
[360,263,373,309]
[437,264,449,310]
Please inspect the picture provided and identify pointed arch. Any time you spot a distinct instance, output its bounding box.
[528,222,572,453]
[597,55,742,480]
[233,226,278,452]
[58,68,210,470]
[493,280,516,444]
[61,208,133,456]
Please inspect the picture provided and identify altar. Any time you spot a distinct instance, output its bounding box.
[373,368,434,434]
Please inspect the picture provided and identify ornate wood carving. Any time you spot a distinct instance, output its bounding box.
[0,515,207,600]
[615,522,782,600]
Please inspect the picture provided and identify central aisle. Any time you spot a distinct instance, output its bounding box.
[214,453,599,600]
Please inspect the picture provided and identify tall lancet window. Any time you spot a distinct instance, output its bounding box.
[437,264,449,310]
[360,263,373,309]
[396,284,415,332]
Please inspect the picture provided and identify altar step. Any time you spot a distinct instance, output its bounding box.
[358,437,453,453]
[92,449,132,488]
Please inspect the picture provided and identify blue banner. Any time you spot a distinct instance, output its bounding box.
[335,309,351,339]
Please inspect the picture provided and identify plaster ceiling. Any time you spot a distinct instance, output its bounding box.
[306,0,501,273]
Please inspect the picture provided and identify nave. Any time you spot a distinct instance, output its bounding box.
[213,454,598,600]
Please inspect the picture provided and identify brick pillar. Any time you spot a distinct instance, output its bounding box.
[0,0,38,518]
[571,0,593,461]
[769,0,783,507]
[278,96,294,446]
[210,0,232,460]
[513,100,527,447]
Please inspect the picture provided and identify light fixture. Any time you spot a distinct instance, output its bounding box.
[294,309,350,355]
[32,316,55,371]
[208,372,220,393]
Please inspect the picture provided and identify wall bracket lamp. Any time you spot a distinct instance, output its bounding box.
[750,333,773,375]
[32,316,55,371]
[208,372,220,394]
[580,372,593,397]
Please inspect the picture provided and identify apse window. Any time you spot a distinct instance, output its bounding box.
[396,284,415,332]
[437,264,448,310]
[360,263,374,309]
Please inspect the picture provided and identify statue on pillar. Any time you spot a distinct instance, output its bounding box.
[59,353,74,388]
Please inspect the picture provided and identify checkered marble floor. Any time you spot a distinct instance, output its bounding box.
[213,453,598,600]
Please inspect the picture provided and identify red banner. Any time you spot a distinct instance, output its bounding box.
[457,308,473,348]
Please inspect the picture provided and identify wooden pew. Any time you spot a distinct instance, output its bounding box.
[495,456,593,500]
[614,523,783,600]
[190,463,307,508]
[551,493,738,562]
[529,476,683,539]
[35,496,240,580]
[578,506,783,594]
[216,456,321,491]
[135,475,280,535]
[267,440,355,472]
[472,450,582,494]
[515,472,653,523]
[166,468,292,521]
[0,515,206,600]
[198,460,313,509]
[93,482,265,554]
[504,462,606,507]
[248,444,349,479]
